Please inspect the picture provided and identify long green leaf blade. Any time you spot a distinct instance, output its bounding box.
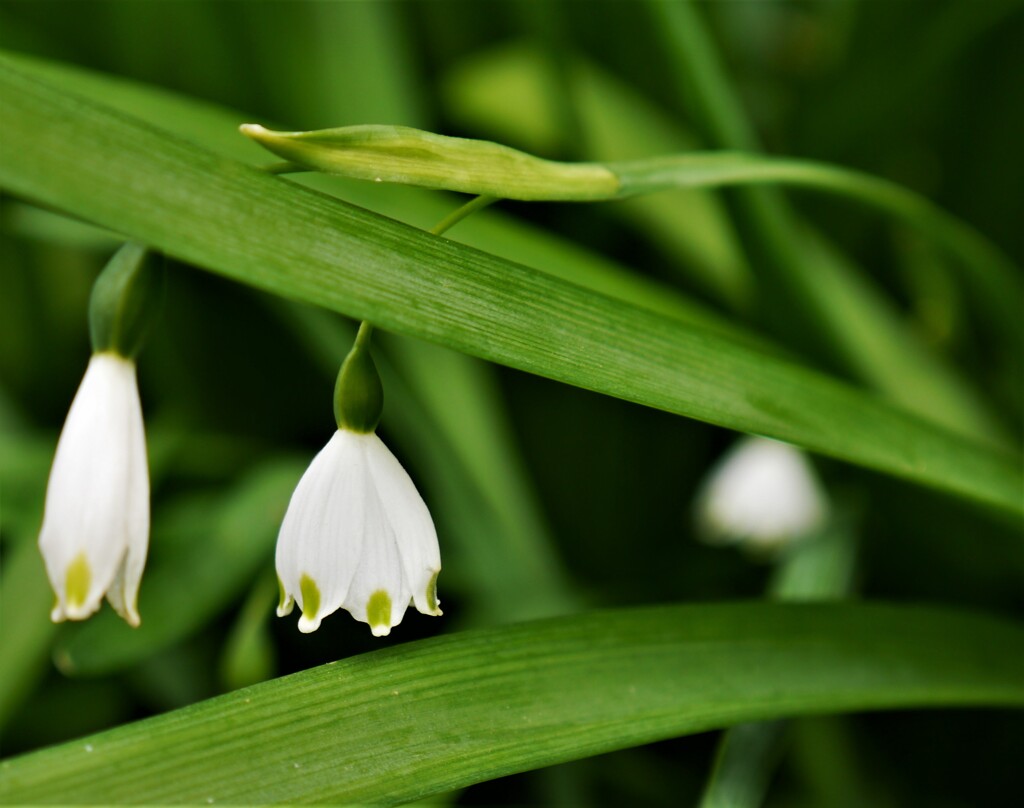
[1,603,1021,804]
[0,56,1020,513]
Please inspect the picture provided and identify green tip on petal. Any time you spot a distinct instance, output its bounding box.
[64,553,91,615]
[425,571,442,615]
[297,574,321,632]
[367,590,393,637]
[277,576,294,617]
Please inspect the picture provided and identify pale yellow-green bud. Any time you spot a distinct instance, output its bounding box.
[240,123,620,201]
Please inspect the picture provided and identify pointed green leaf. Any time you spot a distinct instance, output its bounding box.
[0,55,1020,514]
[1,603,1022,804]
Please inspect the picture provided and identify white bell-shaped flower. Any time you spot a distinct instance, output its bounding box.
[275,428,441,636]
[38,353,149,625]
[696,436,827,550]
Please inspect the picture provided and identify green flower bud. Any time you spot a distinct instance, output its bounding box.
[240,123,620,201]
[89,242,163,358]
[334,324,383,434]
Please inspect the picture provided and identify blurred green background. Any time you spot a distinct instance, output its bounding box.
[1,2,1022,805]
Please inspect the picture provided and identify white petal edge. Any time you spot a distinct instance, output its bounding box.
[104,365,149,627]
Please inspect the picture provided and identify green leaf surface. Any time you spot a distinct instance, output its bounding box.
[2,603,1022,805]
[0,51,780,356]
[0,55,1020,514]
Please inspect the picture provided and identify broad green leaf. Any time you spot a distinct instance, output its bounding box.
[0,56,1021,515]
[1,603,1022,804]
[0,51,772,354]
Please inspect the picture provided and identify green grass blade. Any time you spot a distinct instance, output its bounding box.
[1,603,1022,804]
[698,720,788,808]
[0,56,1020,514]
[614,153,1023,333]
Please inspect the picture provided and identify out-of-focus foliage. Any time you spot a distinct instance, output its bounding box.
[1,2,1021,805]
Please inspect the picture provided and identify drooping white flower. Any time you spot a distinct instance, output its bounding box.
[275,428,441,636]
[38,353,149,626]
[695,436,827,550]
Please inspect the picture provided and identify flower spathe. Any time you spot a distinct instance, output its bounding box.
[38,352,149,626]
[275,428,441,636]
[696,436,827,550]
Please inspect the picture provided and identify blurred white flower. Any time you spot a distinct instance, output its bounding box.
[696,436,827,550]
[275,428,441,637]
[38,353,149,626]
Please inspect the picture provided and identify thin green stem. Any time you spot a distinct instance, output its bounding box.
[612,153,1020,286]
[353,318,374,348]
[429,194,498,237]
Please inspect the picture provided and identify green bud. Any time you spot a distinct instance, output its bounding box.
[334,325,383,434]
[89,242,163,358]
[240,123,620,201]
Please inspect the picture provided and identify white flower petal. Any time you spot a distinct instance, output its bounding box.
[362,433,441,616]
[104,379,149,627]
[275,430,368,632]
[38,354,149,624]
[696,436,827,549]
[342,458,410,636]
